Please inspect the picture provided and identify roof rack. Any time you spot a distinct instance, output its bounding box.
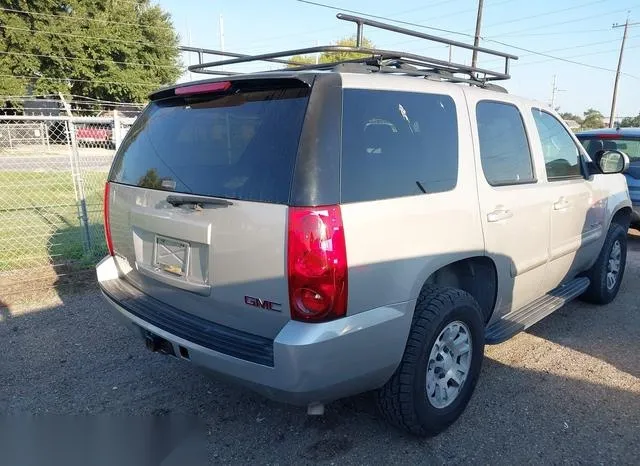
[185,13,518,87]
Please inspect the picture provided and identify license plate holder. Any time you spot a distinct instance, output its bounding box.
[154,236,190,277]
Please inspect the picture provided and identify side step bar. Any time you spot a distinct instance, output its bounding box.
[485,277,590,344]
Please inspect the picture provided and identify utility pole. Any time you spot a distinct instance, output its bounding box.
[550,74,565,109]
[219,15,225,72]
[609,17,639,127]
[187,21,193,82]
[471,0,484,70]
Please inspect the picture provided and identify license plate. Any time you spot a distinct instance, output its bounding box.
[154,236,189,277]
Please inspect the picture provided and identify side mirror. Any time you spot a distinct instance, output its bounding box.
[593,149,630,174]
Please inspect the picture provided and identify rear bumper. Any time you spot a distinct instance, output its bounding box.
[96,256,414,405]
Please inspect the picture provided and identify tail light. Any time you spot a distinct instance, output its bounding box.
[103,182,114,256]
[287,206,348,322]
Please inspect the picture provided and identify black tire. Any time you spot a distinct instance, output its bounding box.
[376,286,485,437]
[580,223,627,304]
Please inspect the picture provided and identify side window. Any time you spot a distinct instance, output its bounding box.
[476,101,535,186]
[341,89,458,203]
[531,108,582,180]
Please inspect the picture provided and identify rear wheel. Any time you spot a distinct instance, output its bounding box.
[580,223,627,304]
[376,286,485,436]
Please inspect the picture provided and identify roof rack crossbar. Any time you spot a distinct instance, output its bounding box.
[179,46,308,68]
[184,13,518,86]
[190,46,510,81]
[336,14,517,60]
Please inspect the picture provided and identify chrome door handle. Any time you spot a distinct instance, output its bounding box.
[554,197,570,210]
[487,207,513,223]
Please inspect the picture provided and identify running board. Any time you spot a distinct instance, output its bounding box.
[485,277,590,344]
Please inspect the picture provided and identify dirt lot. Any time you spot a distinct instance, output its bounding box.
[1,236,639,465]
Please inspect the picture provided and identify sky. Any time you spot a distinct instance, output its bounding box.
[156,0,640,119]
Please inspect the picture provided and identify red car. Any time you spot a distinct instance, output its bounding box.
[75,123,114,148]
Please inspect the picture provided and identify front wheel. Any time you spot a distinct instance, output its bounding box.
[580,223,627,304]
[376,286,485,436]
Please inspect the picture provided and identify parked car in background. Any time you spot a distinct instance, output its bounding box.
[75,109,141,149]
[576,127,640,230]
[75,123,114,148]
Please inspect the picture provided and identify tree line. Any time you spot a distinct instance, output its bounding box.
[559,109,640,130]
[0,0,181,103]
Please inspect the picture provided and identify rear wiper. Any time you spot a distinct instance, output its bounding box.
[166,194,233,207]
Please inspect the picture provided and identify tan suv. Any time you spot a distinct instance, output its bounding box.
[96,14,633,436]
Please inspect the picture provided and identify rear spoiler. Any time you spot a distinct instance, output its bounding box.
[149,75,314,101]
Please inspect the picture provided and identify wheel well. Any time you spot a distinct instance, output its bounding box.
[611,207,631,230]
[425,257,498,323]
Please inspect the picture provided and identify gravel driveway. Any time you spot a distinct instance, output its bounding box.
[1,236,639,465]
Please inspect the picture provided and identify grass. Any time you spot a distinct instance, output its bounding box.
[0,171,108,273]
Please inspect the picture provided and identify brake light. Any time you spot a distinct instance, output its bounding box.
[175,81,231,96]
[287,206,348,322]
[596,134,621,140]
[103,182,114,256]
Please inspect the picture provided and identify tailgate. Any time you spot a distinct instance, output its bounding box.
[106,80,311,339]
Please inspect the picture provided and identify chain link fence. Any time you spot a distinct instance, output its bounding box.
[0,114,136,296]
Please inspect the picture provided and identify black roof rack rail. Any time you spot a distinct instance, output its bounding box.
[185,13,518,87]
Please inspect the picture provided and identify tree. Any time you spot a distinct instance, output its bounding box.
[288,35,375,68]
[619,113,640,127]
[0,0,182,102]
[582,108,606,129]
[559,112,583,125]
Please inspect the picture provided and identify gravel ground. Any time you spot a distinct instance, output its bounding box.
[1,235,639,465]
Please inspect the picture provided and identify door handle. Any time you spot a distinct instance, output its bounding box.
[487,207,513,223]
[553,197,570,210]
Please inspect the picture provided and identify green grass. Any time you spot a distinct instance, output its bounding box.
[0,171,108,272]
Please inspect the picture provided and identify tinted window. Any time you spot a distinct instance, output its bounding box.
[532,109,582,179]
[110,85,310,204]
[476,101,534,185]
[341,89,458,203]
[578,137,640,162]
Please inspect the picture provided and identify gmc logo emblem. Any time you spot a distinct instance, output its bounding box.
[244,296,282,312]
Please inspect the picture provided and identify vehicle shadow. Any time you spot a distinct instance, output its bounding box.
[0,292,637,464]
[526,231,640,378]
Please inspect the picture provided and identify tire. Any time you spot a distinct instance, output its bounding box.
[580,223,627,305]
[376,286,485,437]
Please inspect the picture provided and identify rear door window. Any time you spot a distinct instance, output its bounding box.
[340,89,458,203]
[476,101,535,186]
[109,84,311,204]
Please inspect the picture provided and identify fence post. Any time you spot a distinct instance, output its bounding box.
[42,122,50,150]
[112,110,121,151]
[60,93,92,253]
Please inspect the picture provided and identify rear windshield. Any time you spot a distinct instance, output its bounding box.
[109,85,310,204]
[578,137,640,162]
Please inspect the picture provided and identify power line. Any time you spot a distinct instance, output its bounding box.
[511,44,640,68]
[0,50,177,69]
[0,94,145,106]
[0,6,174,31]
[498,28,613,37]
[1,74,158,88]
[487,39,640,77]
[294,0,639,77]
[0,25,176,49]
[482,0,609,28]
[294,0,477,38]
[486,6,636,36]
[484,34,640,61]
